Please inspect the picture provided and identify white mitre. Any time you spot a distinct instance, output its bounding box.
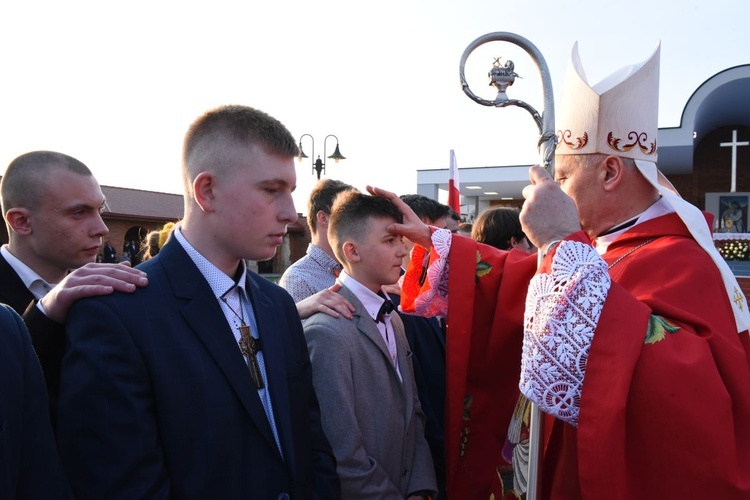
[556,42,750,333]
[556,41,659,161]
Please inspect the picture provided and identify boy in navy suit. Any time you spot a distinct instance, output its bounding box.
[0,303,67,499]
[58,105,339,499]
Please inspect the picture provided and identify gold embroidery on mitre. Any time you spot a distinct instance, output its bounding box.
[607,131,657,155]
[556,129,588,150]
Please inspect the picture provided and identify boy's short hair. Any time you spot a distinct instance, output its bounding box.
[181,105,298,196]
[2,151,93,213]
[328,191,403,263]
[398,194,450,224]
[307,179,356,234]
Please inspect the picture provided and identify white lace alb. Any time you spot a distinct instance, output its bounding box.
[520,240,611,426]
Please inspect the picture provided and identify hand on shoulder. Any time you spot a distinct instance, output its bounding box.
[296,283,354,320]
[40,262,148,323]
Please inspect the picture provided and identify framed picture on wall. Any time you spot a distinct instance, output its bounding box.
[706,193,750,234]
[718,195,749,233]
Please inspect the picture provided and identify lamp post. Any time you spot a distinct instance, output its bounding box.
[459,32,556,500]
[298,134,346,180]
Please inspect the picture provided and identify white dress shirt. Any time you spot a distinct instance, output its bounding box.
[338,271,402,382]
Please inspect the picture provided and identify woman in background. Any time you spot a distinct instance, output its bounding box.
[471,207,535,254]
[142,221,176,261]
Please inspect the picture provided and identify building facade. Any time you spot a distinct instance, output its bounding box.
[418,65,750,224]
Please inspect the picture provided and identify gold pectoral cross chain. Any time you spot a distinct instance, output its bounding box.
[238,324,264,390]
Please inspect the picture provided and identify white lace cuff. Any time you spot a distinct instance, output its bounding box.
[519,240,611,426]
[413,228,452,317]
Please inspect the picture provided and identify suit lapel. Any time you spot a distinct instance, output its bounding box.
[392,316,413,412]
[158,241,280,456]
[0,254,36,314]
[340,285,404,385]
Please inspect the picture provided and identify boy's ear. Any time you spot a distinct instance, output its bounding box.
[5,208,33,236]
[342,240,361,263]
[193,172,217,212]
[316,210,329,229]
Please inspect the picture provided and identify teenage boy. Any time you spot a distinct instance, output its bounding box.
[57,105,339,499]
[303,191,436,499]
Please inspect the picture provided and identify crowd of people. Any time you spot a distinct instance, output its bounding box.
[1,42,749,500]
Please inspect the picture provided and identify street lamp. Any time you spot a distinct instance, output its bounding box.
[297,134,346,180]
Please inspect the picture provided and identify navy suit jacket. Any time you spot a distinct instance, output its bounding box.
[0,304,67,499]
[391,293,447,496]
[57,238,340,499]
[0,253,66,425]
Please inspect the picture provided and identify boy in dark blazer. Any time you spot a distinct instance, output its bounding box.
[57,105,340,499]
[0,303,67,499]
[303,191,436,499]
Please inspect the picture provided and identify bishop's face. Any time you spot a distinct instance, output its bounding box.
[554,155,606,239]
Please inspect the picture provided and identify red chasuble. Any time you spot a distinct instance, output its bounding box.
[403,213,750,499]
[402,234,537,498]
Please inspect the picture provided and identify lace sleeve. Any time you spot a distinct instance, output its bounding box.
[519,240,611,426]
[412,228,452,317]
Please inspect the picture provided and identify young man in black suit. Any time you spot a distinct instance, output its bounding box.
[0,151,148,417]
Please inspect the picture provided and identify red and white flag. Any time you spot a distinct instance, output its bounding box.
[448,149,460,214]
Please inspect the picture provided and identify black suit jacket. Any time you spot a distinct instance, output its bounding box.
[57,238,340,499]
[0,253,34,314]
[0,253,65,423]
[0,303,68,499]
[391,293,447,497]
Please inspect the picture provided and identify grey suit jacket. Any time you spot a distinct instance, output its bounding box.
[303,284,436,499]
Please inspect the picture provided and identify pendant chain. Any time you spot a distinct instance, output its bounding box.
[221,292,246,327]
[608,238,656,271]
[221,288,264,389]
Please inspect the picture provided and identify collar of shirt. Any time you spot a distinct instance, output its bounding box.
[1,245,54,300]
[172,227,248,300]
[338,271,389,323]
[307,243,342,276]
[595,197,674,254]
[339,270,401,381]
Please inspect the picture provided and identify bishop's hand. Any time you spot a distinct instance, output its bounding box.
[366,185,432,249]
[520,165,581,250]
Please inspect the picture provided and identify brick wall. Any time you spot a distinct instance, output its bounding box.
[100,217,174,262]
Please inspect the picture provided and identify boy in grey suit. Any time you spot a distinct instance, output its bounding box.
[303,191,437,499]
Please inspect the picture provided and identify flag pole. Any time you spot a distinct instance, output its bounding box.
[448,149,461,214]
[459,32,556,499]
